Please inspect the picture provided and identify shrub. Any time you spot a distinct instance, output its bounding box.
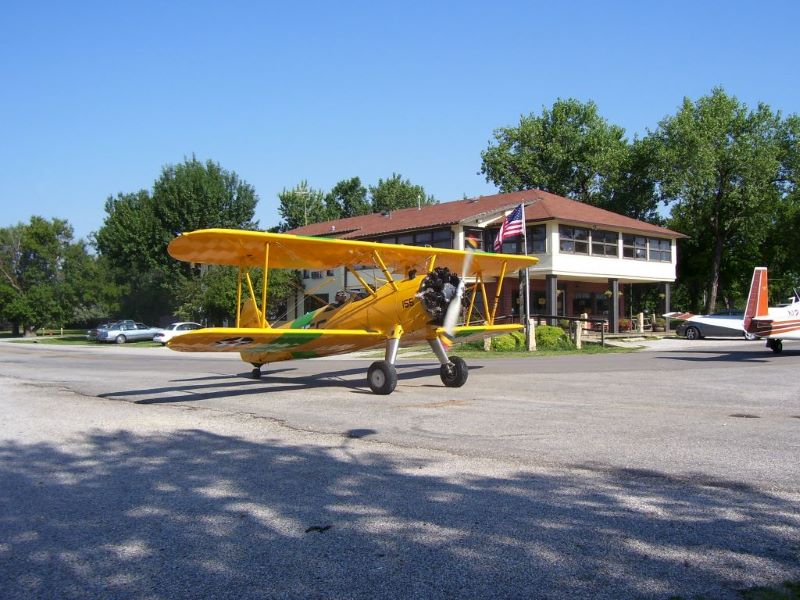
[491,333,521,351]
[535,324,575,351]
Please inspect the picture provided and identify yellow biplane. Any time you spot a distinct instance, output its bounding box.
[166,229,538,394]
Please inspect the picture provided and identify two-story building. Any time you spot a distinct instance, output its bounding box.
[288,190,685,332]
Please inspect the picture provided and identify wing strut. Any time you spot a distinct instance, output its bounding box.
[372,250,398,292]
[465,280,478,326]
[236,266,243,328]
[490,260,508,324]
[347,266,376,297]
[478,274,491,325]
[261,242,270,328]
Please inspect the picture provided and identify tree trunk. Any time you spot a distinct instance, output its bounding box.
[706,231,725,314]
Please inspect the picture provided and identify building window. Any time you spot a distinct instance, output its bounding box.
[649,238,672,262]
[303,293,329,314]
[622,235,648,260]
[591,230,619,257]
[463,228,484,251]
[489,224,546,254]
[429,228,453,248]
[375,228,453,249]
[572,292,592,315]
[622,235,671,261]
[527,225,546,254]
[559,225,589,254]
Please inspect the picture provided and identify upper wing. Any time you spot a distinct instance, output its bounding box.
[167,229,538,277]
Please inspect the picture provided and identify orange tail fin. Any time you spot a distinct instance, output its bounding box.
[744,267,769,332]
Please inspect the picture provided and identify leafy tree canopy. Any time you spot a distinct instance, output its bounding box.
[369,173,436,214]
[654,88,798,312]
[95,157,260,322]
[324,177,370,219]
[276,174,435,230]
[0,217,108,333]
[277,181,328,231]
[480,98,649,215]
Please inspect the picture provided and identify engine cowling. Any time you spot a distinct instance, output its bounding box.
[416,267,463,325]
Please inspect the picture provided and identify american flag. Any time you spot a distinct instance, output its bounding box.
[493,204,525,251]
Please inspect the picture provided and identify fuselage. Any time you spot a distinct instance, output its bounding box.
[240,276,435,365]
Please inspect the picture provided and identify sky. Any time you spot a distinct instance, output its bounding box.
[1,0,799,241]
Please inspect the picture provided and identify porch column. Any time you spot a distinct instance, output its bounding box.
[546,274,558,325]
[664,282,672,333]
[608,278,619,333]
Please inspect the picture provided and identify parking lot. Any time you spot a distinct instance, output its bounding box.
[1,339,798,599]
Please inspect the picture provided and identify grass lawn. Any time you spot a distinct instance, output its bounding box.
[362,341,636,360]
[8,333,161,348]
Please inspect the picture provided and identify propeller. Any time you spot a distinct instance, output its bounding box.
[441,240,476,349]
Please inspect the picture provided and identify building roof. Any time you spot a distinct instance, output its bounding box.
[289,190,685,239]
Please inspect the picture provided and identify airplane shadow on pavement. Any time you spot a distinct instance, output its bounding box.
[97,363,483,405]
[0,428,797,599]
[656,348,797,363]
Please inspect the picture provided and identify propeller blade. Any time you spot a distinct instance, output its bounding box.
[441,246,474,348]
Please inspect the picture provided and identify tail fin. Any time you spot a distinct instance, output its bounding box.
[744,267,769,332]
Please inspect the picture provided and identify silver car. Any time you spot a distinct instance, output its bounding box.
[96,320,163,344]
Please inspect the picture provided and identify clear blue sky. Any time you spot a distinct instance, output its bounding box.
[1,1,798,241]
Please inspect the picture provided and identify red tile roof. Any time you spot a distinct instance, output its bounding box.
[289,190,685,239]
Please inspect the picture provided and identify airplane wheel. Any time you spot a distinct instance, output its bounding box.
[440,356,468,387]
[684,326,701,340]
[367,361,397,395]
[251,367,262,379]
[768,339,783,354]
[115,335,127,344]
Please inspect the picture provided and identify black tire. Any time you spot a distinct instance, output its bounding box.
[684,326,701,340]
[440,356,468,387]
[367,361,397,395]
[251,367,262,379]
[768,339,783,354]
[115,334,127,344]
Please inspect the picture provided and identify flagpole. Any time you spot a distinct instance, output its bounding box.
[520,203,531,348]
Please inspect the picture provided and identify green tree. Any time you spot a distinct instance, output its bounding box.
[152,156,259,242]
[277,181,328,231]
[325,177,370,218]
[0,217,102,335]
[480,99,642,211]
[174,266,300,325]
[653,88,797,312]
[95,157,260,323]
[369,173,436,213]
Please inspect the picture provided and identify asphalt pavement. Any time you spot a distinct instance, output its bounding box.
[0,338,798,599]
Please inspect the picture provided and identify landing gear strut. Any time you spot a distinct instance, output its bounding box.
[367,327,401,394]
[428,338,469,388]
[251,364,264,379]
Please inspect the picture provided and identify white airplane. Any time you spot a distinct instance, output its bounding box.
[664,309,757,340]
[744,267,800,353]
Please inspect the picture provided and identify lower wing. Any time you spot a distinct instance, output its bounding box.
[436,323,524,344]
[167,328,384,353]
